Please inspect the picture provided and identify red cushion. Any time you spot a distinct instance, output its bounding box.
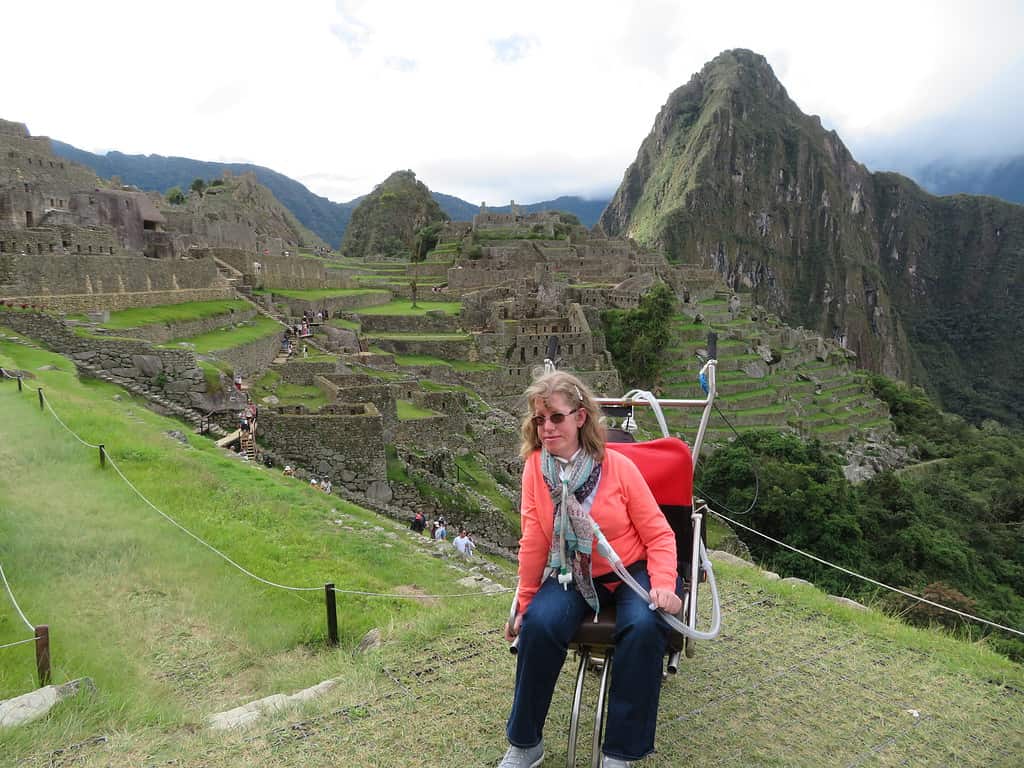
[606,437,693,507]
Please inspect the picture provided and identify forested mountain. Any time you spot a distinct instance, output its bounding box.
[340,170,448,259]
[600,49,1024,427]
[50,142,610,246]
[51,141,356,248]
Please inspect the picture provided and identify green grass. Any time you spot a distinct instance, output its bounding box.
[250,369,331,410]
[95,300,251,330]
[2,334,1021,768]
[388,353,498,372]
[258,288,391,300]
[454,454,517,529]
[396,399,438,420]
[0,336,512,758]
[355,300,461,316]
[158,317,281,354]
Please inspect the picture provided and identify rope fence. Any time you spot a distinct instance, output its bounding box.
[0,561,34,632]
[0,559,51,685]
[0,637,36,651]
[2,375,511,655]
[3,365,1019,656]
[707,504,1024,639]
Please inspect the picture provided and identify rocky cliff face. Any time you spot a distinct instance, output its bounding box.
[159,172,327,253]
[341,170,448,259]
[600,49,1024,425]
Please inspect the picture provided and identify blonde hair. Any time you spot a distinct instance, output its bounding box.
[519,370,606,460]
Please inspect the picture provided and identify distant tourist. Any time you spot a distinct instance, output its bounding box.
[321,478,333,494]
[434,520,448,541]
[410,511,426,534]
[453,529,474,558]
[283,465,295,477]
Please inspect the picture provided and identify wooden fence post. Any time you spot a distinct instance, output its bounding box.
[99,444,106,469]
[325,583,339,647]
[37,387,44,410]
[17,376,23,392]
[35,625,50,687]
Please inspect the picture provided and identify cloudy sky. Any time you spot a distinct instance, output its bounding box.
[6,1,1023,205]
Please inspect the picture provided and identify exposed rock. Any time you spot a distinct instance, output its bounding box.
[357,628,382,654]
[208,677,341,730]
[828,595,868,611]
[0,678,95,728]
[132,355,163,377]
[708,550,755,569]
[165,430,189,445]
[780,577,813,587]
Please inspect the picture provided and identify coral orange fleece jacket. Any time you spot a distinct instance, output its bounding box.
[516,448,678,615]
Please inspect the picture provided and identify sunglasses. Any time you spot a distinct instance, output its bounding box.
[531,408,580,427]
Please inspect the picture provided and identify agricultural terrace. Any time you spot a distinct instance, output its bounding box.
[89,300,252,330]
[158,316,281,353]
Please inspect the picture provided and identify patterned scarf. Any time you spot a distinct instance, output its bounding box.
[542,448,602,612]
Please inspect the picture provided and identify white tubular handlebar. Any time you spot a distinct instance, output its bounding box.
[592,520,721,641]
[623,389,671,438]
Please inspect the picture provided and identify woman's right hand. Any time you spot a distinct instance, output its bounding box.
[504,614,522,644]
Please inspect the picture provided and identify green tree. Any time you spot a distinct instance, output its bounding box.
[165,186,186,205]
[601,282,675,388]
[412,222,442,262]
[190,178,207,196]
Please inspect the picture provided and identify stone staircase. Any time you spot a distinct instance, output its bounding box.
[213,257,245,292]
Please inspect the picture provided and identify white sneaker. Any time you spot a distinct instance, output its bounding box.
[602,757,632,768]
[498,741,544,768]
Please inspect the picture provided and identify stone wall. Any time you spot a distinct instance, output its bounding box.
[259,405,389,496]
[0,311,208,408]
[212,330,283,378]
[394,415,461,449]
[367,336,473,359]
[317,375,398,441]
[209,249,351,290]
[0,252,225,301]
[273,290,391,317]
[276,360,338,385]
[358,311,460,334]
[447,263,521,292]
[0,227,124,259]
[0,287,233,313]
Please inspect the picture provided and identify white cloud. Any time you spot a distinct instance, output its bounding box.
[4,0,1022,204]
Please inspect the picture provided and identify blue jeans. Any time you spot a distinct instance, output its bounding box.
[506,568,674,761]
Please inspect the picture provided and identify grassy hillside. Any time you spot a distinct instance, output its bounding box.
[1,332,1021,766]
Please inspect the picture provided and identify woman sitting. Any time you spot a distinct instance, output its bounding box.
[500,371,681,768]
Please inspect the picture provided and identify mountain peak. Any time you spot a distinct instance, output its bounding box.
[340,169,448,258]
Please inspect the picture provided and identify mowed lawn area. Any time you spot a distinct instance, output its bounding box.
[356,300,461,316]
[91,300,252,330]
[158,316,282,353]
[0,332,513,764]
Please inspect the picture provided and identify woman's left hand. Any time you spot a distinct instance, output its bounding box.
[648,587,682,615]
